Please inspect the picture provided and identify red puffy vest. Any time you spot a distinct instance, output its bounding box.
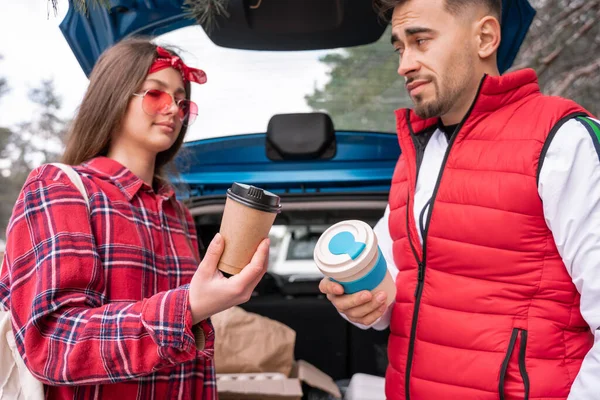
[386,69,594,400]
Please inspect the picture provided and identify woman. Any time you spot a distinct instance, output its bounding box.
[0,37,269,399]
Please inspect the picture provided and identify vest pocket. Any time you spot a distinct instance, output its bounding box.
[499,328,530,400]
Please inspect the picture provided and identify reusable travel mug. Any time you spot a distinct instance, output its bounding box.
[314,220,396,305]
[217,183,282,275]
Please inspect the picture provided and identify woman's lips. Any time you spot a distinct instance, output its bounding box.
[154,122,175,133]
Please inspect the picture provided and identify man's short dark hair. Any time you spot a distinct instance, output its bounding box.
[374,0,502,22]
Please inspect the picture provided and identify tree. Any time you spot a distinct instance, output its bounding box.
[15,80,67,167]
[510,0,600,116]
[305,26,411,133]
[307,1,600,128]
[0,56,7,101]
[0,76,67,241]
[0,56,9,153]
[0,142,27,243]
[0,56,16,243]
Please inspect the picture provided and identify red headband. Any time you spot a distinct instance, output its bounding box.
[148,47,207,85]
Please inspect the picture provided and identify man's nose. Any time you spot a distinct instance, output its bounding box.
[397,50,419,77]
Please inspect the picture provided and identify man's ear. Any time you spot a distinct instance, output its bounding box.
[476,16,501,59]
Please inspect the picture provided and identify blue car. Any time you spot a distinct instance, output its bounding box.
[59,0,533,393]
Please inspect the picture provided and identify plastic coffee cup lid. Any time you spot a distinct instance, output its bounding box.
[313,220,378,281]
[227,182,282,213]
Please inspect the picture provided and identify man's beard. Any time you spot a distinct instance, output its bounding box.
[413,77,461,120]
[411,57,473,120]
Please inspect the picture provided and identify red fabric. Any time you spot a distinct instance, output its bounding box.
[0,157,215,399]
[150,47,207,85]
[386,69,595,400]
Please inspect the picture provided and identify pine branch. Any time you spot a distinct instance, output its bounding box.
[552,1,586,23]
[48,0,110,17]
[541,14,596,66]
[512,1,599,71]
[183,0,230,34]
[536,7,599,78]
[537,1,596,56]
[551,56,600,96]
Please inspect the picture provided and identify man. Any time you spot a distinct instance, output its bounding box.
[319,0,600,399]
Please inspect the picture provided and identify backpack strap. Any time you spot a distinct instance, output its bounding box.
[49,163,89,210]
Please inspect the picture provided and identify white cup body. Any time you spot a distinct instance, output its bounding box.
[314,220,396,305]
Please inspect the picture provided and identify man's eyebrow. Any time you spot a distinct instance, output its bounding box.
[391,27,436,44]
[405,27,436,36]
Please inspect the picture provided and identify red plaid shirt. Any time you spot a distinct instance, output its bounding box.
[0,157,216,399]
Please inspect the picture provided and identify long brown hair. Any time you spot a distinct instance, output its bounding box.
[62,37,191,181]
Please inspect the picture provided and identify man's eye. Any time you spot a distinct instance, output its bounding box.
[416,39,428,46]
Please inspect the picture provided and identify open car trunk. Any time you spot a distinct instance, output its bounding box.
[173,113,400,386]
[187,192,390,382]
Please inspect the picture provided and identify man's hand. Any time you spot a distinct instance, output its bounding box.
[319,277,388,326]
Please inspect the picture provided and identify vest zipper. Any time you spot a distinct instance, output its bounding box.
[419,198,432,241]
[404,76,487,400]
[406,124,434,298]
[499,328,530,400]
[518,330,530,400]
[499,329,520,400]
[405,194,423,297]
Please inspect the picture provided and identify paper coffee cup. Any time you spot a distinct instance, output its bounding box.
[313,220,396,305]
[218,183,282,275]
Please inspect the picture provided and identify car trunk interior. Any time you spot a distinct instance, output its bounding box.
[186,192,390,382]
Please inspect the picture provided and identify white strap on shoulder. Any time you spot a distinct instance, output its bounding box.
[49,163,89,208]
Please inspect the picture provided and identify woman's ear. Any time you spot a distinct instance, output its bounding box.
[476,16,501,60]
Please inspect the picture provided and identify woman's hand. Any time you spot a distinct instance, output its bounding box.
[188,233,269,324]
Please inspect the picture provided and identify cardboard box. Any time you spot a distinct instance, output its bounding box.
[217,360,342,400]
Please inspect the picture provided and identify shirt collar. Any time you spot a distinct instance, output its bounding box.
[83,156,176,201]
[437,120,459,141]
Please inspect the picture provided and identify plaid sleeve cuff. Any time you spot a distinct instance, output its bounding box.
[141,285,198,363]
[192,318,215,360]
[178,285,215,359]
[141,284,215,364]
